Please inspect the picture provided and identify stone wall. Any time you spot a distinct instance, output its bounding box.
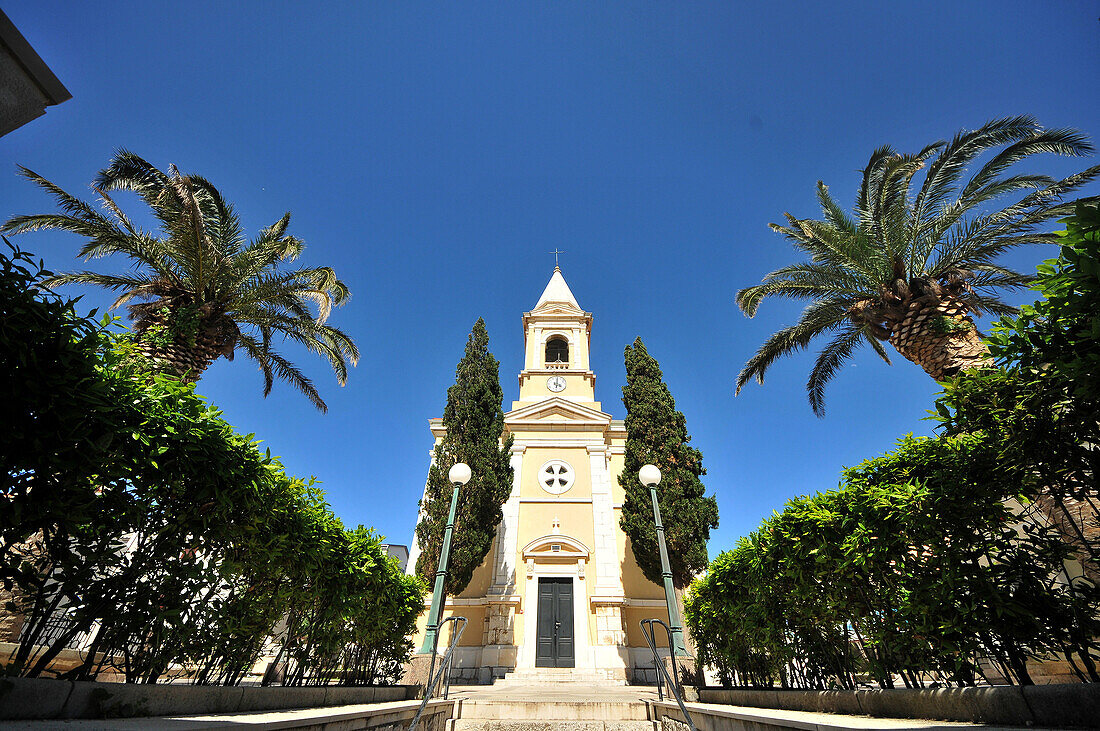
[693,684,1100,728]
[0,587,26,642]
[0,677,419,721]
[482,603,515,646]
[594,604,626,647]
[0,534,48,643]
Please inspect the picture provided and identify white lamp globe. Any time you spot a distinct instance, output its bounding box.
[449,462,472,485]
[639,464,661,487]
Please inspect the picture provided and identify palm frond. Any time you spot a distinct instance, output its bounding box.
[736,262,869,316]
[187,174,246,257]
[164,165,217,296]
[92,187,141,238]
[807,325,868,417]
[236,308,359,384]
[2,212,178,282]
[43,270,151,292]
[967,268,1033,291]
[735,299,848,394]
[960,127,1092,204]
[769,216,884,281]
[910,116,1039,238]
[9,167,103,221]
[866,333,892,364]
[964,292,1021,318]
[225,214,303,286]
[94,150,182,233]
[42,271,162,310]
[855,145,901,231]
[987,164,1100,231]
[816,181,857,234]
[236,332,327,411]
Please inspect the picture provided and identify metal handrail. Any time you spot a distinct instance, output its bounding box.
[640,618,697,731]
[408,615,467,731]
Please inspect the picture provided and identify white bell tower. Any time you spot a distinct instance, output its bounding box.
[516,266,597,407]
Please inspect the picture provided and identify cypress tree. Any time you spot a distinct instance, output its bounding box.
[619,337,719,589]
[415,318,514,596]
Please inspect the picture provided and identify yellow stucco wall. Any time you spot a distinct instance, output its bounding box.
[624,605,671,648]
[519,372,597,399]
[457,535,498,599]
[620,536,665,600]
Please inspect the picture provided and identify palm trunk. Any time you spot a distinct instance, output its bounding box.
[136,327,228,383]
[888,295,990,379]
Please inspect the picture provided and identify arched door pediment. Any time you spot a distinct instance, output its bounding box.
[522,534,590,560]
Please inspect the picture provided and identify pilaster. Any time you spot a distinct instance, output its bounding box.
[490,445,524,593]
[588,445,624,597]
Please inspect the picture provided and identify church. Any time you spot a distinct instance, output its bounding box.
[406,267,671,684]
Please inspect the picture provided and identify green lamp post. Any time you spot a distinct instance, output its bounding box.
[640,463,688,656]
[419,461,471,654]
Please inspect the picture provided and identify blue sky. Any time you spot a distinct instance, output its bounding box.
[4,2,1099,555]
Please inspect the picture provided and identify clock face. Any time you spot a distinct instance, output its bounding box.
[547,375,567,392]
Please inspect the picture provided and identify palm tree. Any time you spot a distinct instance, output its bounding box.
[735,116,1099,416]
[2,151,358,411]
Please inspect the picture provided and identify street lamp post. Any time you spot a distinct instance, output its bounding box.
[640,464,688,656]
[419,462,471,654]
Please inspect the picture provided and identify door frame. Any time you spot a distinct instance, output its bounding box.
[535,577,575,667]
[519,561,591,669]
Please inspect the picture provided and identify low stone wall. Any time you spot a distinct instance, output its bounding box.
[3,699,456,731]
[653,700,874,731]
[239,699,454,731]
[697,684,1100,728]
[0,642,127,681]
[0,677,418,720]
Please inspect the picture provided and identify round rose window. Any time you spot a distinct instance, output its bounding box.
[539,459,574,495]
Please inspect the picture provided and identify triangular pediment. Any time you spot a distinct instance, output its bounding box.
[505,397,611,426]
[532,302,584,317]
[535,407,575,420]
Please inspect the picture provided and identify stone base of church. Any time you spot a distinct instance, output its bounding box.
[399,653,434,691]
[452,645,518,684]
[501,666,630,685]
[402,646,520,686]
[403,645,673,686]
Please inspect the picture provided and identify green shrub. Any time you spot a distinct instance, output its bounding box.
[0,241,422,685]
[686,433,1100,688]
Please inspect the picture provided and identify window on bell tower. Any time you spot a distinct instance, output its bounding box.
[545,336,569,365]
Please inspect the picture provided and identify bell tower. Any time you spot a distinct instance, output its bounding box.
[516,267,598,408]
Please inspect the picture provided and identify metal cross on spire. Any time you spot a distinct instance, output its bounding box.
[549,248,564,268]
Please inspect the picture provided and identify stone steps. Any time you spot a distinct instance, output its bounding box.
[450,721,656,731]
[451,699,656,731]
[493,669,628,686]
[456,700,651,721]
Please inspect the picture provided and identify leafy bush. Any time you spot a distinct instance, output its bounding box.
[0,241,422,684]
[987,198,1100,399]
[686,433,1100,688]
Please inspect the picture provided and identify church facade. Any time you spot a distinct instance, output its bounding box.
[406,267,669,683]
